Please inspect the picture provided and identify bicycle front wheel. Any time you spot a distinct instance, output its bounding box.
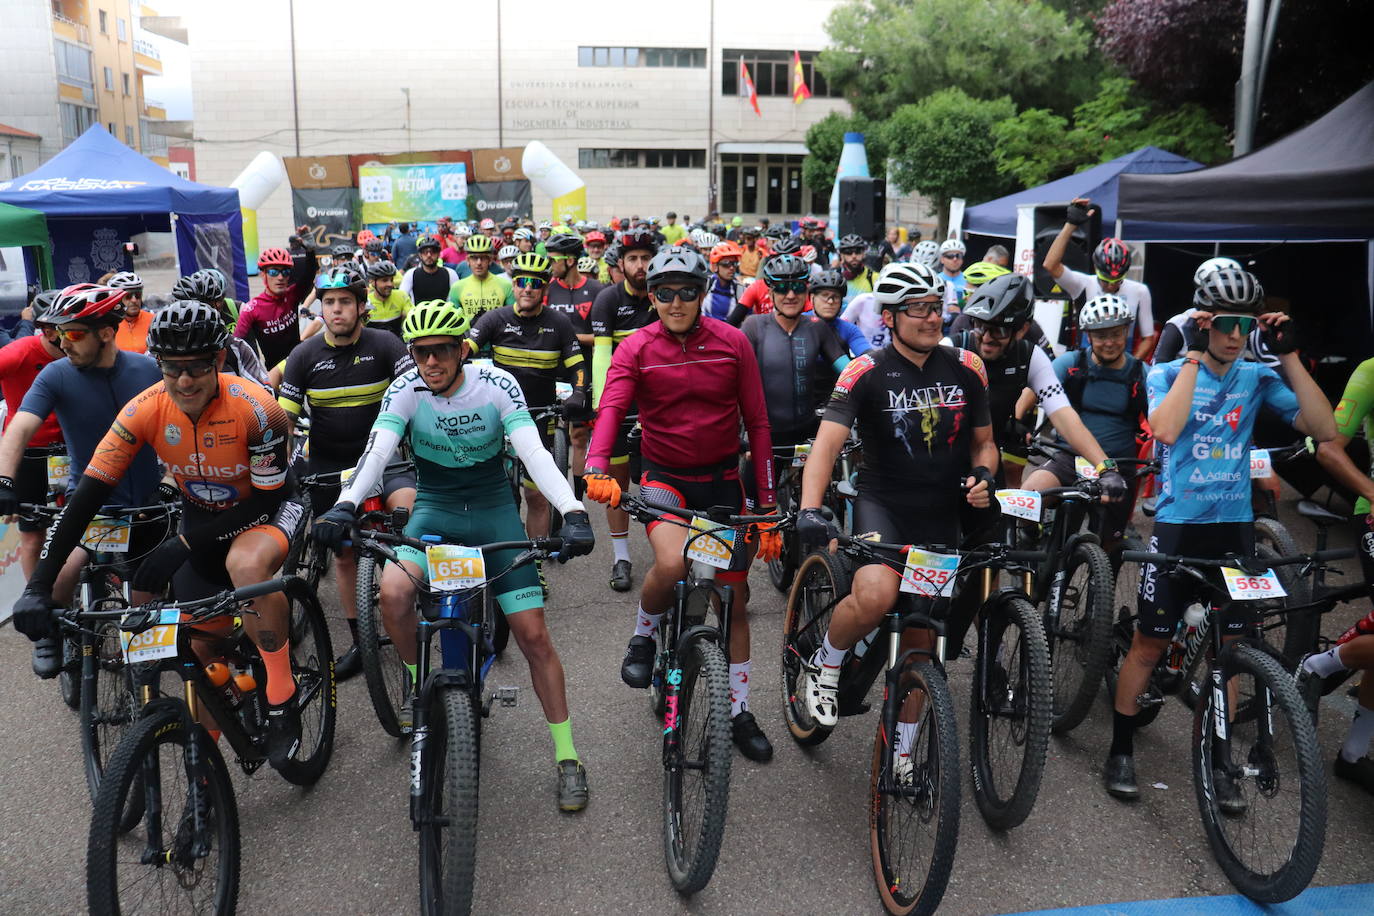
[87,706,240,916]
[781,550,851,746]
[275,583,337,786]
[60,632,83,710]
[80,622,140,821]
[970,594,1052,830]
[664,638,732,895]
[357,552,408,737]
[870,659,959,916]
[418,687,480,916]
[1046,541,1114,733]
[1193,642,1326,903]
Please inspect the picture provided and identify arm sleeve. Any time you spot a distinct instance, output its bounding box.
[287,249,318,308]
[276,345,308,417]
[1154,321,1184,363]
[735,337,776,505]
[1028,346,1072,414]
[29,473,115,589]
[338,425,403,507]
[725,303,749,327]
[508,422,585,516]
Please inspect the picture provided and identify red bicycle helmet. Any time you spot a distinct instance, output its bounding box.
[258,247,294,269]
[1092,237,1132,282]
[47,283,127,326]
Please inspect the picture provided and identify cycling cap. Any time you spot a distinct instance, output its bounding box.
[510,252,551,279]
[1192,256,1242,287]
[769,235,802,256]
[810,268,847,293]
[544,233,584,257]
[1196,267,1264,313]
[417,235,441,252]
[1079,294,1132,331]
[618,226,659,255]
[172,269,226,305]
[48,284,127,326]
[577,256,598,275]
[838,233,868,253]
[762,254,810,286]
[910,240,940,267]
[465,234,493,254]
[646,246,709,288]
[874,262,945,309]
[366,259,398,279]
[962,261,1010,288]
[962,273,1035,328]
[146,300,229,355]
[258,247,293,269]
[709,241,743,264]
[403,300,471,342]
[108,271,144,292]
[315,263,368,301]
[938,238,966,256]
[1092,237,1131,282]
[497,245,520,261]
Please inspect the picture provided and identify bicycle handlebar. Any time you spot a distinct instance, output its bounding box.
[617,493,788,529]
[1121,548,1354,571]
[348,527,565,558]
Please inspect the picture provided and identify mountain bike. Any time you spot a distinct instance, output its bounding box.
[77,574,334,916]
[767,438,859,593]
[617,493,783,895]
[348,527,562,916]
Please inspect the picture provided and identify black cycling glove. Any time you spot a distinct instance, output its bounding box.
[0,475,19,517]
[797,508,837,555]
[12,586,58,642]
[1065,201,1093,226]
[556,510,595,562]
[1263,316,1298,355]
[1098,470,1129,503]
[312,501,357,552]
[1182,319,1209,355]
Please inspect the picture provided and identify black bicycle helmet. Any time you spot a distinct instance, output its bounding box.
[645,246,709,288]
[838,233,868,253]
[544,233,584,257]
[810,268,847,294]
[764,225,791,241]
[366,259,398,280]
[416,234,441,251]
[171,269,226,305]
[762,254,810,286]
[31,289,61,324]
[618,226,659,255]
[1196,267,1264,313]
[364,239,385,254]
[331,243,354,260]
[146,300,230,355]
[314,262,368,302]
[769,235,802,256]
[962,273,1035,328]
[603,247,621,269]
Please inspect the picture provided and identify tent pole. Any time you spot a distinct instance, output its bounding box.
[288,0,301,157]
[1234,0,1267,156]
[1256,0,1284,112]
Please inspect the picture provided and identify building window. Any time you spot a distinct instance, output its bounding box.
[579,148,706,169]
[98,10,108,32]
[721,50,842,98]
[122,72,130,96]
[13,155,23,177]
[103,67,114,91]
[718,153,824,217]
[54,41,94,102]
[140,119,167,155]
[117,17,127,40]
[59,102,97,143]
[125,125,134,146]
[578,47,704,68]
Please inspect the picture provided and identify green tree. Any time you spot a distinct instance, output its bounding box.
[881,89,1017,234]
[801,111,889,200]
[820,0,1093,123]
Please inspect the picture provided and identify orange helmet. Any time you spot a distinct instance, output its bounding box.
[357,229,377,246]
[709,241,743,264]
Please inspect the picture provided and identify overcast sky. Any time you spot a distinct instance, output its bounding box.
[140,1,193,120]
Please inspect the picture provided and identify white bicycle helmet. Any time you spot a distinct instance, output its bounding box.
[1196,267,1264,313]
[938,238,966,256]
[1192,256,1242,287]
[910,240,941,267]
[874,261,946,308]
[498,244,521,261]
[513,227,535,242]
[108,271,143,291]
[1079,294,1133,331]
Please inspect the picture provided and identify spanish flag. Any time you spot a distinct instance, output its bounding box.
[740,59,762,116]
[792,51,812,105]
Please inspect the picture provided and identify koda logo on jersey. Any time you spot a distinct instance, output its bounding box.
[1192,441,1245,460]
[886,385,966,411]
[434,413,487,431]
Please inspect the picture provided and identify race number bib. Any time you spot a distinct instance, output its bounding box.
[791,443,812,467]
[996,489,1043,522]
[555,381,573,401]
[120,609,180,663]
[1249,449,1272,479]
[686,516,735,570]
[82,517,131,554]
[46,454,72,491]
[1220,567,1287,601]
[426,544,486,592]
[1074,457,1099,480]
[899,548,960,597]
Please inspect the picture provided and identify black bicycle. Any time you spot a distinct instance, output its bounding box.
[767,438,859,593]
[78,574,335,915]
[349,527,561,916]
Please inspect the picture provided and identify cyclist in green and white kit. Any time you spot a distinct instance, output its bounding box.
[312,300,597,810]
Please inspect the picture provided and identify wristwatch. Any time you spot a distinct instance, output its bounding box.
[1095,458,1119,475]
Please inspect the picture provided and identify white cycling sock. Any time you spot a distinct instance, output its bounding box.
[1340,704,1374,764]
[611,533,631,564]
[1302,645,1348,678]
[730,661,751,717]
[896,720,920,758]
[633,606,662,639]
[815,633,847,670]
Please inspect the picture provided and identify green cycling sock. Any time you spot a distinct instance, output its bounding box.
[548,718,578,763]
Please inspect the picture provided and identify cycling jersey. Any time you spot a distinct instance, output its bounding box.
[705,275,746,322]
[402,265,459,304]
[545,275,603,367]
[277,328,412,465]
[114,310,153,354]
[950,334,1070,442]
[821,314,871,356]
[589,280,655,407]
[368,288,413,324]
[236,248,317,368]
[823,345,991,511]
[739,246,763,278]
[467,305,586,410]
[735,278,775,320]
[448,273,515,322]
[741,313,849,442]
[1333,357,1374,515]
[588,317,776,506]
[840,293,889,351]
[1055,268,1155,345]
[1053,350,1147,458]
[0,334,63,447]
[1147,358,1300,524]
[940,271,968,321]
[845,265,876,302]
[225,337,271,388]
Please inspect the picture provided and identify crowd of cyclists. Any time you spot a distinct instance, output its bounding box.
[2,196,1373,913]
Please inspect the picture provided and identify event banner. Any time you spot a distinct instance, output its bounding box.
[359,164,468,223]
[469,180,532,224]
[292,187,359,250]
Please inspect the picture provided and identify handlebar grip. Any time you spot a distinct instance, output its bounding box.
[232,578,287,603]
[1120,551,1163,564]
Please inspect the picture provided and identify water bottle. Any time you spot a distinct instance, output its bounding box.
[1182,604,1207,658]
[205,660,242,707]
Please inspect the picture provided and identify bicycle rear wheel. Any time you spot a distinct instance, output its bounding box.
[1193,642,1326,903]
[275,583,337,786]
[781,550,851,746]
[1046,541,1114,733]
[357,553,408,737]
[969,594,1052,830]
[1106,539,1163,728]
[418,686,480,916]
[1249,525,1313,665]
[60,633,82,709]
[664,638,732,895]
[283,521,327,593]
[870,659,959,916]
[87,706,239,916]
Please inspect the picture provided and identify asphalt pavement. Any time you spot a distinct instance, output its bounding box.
[2,493,1372,915]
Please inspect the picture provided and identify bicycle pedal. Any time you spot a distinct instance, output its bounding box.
[493,685,518,707]
[836,480,857,498]
[1136,693,1164,709]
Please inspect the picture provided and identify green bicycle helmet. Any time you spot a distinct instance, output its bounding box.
[402,300,472,342]
[510,251,551,279]
[962,261,1010,288]
[465,234,494,254]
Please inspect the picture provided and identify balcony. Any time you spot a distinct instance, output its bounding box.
[137,14,186,44]
[140,118,168,155]
[51,11,91,45]
[133,38,162,74]
[142,98,167,119]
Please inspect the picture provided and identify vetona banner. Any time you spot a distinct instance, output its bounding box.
[359,164,468,223]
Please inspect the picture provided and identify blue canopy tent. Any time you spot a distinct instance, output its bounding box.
[0,126,248,300]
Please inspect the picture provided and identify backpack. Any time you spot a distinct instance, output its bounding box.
[1062,348,1148,425]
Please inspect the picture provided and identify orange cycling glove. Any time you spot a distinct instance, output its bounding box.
[750,508,783,563]
[584,473,622,507]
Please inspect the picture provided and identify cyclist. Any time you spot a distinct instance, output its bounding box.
[13,301,307,764]
[1044,199,1156,359]
[400,235,459,305]
[513,227,537,254]
[365,259,412,337]
[738,226,764,279]
[936,239,968,327]
[705,241,746,321]
[173,270,271,387]
[808,268,871,357]
[660,211,687,246]
[1155,258,1275,367]
[498,244,521,275]
[1104,266,1334,801]
[449,234,515,323]
[602,245,624,288]
[590,226,660,592]
[946,262,1055,354]
[1021,295,1146,546]
[838,234,877,300]
[237,244,318,370]
[279,264,416,681]
[544,235,602,500]
[793,262,998,776]
[583,230,610,283]
[729,236,804,325]
[1297,357,1374,791]
[108,271,151,353]
[468,252,589,545]
[583,246,781,761]
[360,238,387,269]
[311,300,596,809]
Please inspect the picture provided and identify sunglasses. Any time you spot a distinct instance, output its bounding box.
[973,319,1016,339]
[158,357,218,379]
[547,254,571,261]
[895,300,940,318]
[513,276,547,290]
[768,280,808,295]
[716,260,739,269]
[652,286,702,303]
[941,252,963,260]
[409,342,462,362]
[1211,315,1257,335]
[263,266,292,278]
[316,274,360,290]
[55,327,94,341]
